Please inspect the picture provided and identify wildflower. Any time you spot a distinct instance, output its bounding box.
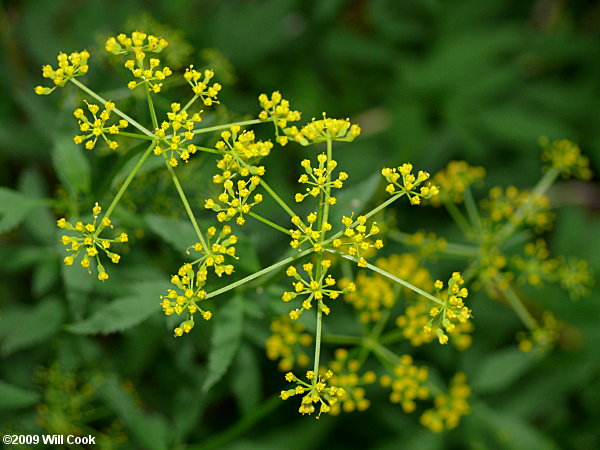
[258,91,301,145]
[556,256,594,299]
[205,177,263,225]
[153,103,202,163]
[72,101,128,150]
[279,370,345,418]
[108,32,171,92]
[57,203,125,279]
[183,66,222,105]
[420,372,471,432]
[327,349,376,414]
[289,213,327,252]
[430,161,486,206]
[332,215,383,267]
[381,164,439,205]
[281,259,355,320]
[285,114,360,146]
[35,50,90,95]
[380,354,430,413]
[539,137,592,180]
[427,272,471,345]
[295,153,348,205]
[511,239,557,287]
[266,316,313,371]
[213,126,272,181]
[189,225,238,276]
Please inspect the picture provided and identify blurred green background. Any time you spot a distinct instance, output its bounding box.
[1,0,599,449]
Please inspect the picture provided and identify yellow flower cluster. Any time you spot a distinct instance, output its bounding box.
[517,311,560,353]
[430,161,486,206]
[343,272,395,323]
[105,32,168,55]
[73,101,128,150]
[161,262,212,337]
[205,176,262,225]
[57,203,127,280]
[376,254,433,298]
[512,239,556,287]
[381,164,440,205]
[280,370,345,418]
[332,215,383,267]
[426,273,471,345]
[556,256,593,300]
[106,32,171,93]
[327,349,376,414]
[289,213,328,251]
[282,260,356,319]
[266,316,313,371]
[396,299,473,350]
[153,103,202,166]
[380,354,430,413]
[540,138,592,180]
[35,50,90,95]
[285,114,361,146]
[189,225,238,277]
[184,67,222,105]
[420,372,471,433]
[213,126,272,180]
[403,231,448,259]
[258,91,301,145]
[295,154,348,204]
[481,186,554,232]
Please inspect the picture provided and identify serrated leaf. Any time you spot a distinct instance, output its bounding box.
[66,280,169,335]
[145,213,198,254]
[203,294,244,392]
[52,134,91,195]
[0,296,65,356]
[0,187,46,234]
[472,348,536,393]
[0,379,40,410]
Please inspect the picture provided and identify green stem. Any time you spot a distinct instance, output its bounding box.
[145,85,159,130]
[193,119,263,135]
[464,185,482,231]
[164,158,208,249]
[321,139,333,236]
[247,211,291,235]
[313,308,323,376]
[388,230,479,258]
[182,94,200,113]
[205,249,313,299]
[118,131,157,141]
[501,281,538,331]
[443,200,471,234]
[96,142,156,235]
[259,179,298,218]
[70,78,154,137]
[380,328,406,345]
[326,249,443,306]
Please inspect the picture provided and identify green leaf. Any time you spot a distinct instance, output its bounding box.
[52,134,91,195]
[472,347,536,393]
[232,343,261,415]
[0,296,65,356]
[203,294,244,392]
[145,213,198,254]
[0,379,39,410]
[66,280,169,335]
[0,188,47,234]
